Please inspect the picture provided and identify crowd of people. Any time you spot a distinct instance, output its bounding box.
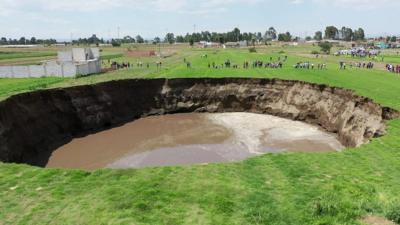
[335,48,380,58]
[203,56,287,70]
[293,62,327,70]
[110,61,131,69]
[104,59,162,70]
[101,51,400,76]
[339,61,374,69]
[206,59,284,70]
[386,64,400,73]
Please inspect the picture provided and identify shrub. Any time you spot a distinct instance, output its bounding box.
[386,203,400,223]
[278,50,285,54]
[318,42,333,54]
[313,197,339,216]
[111,40,121,47]
[249,47,257,53]
[311,50,320,55]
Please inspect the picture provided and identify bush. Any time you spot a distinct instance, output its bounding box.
[313,197,339,216]
[278,50,285,54]
[318,42,333,54]
[386,203,400,223]
[111,40,121,47]
[249,47,257,53]
[311,50,320,55]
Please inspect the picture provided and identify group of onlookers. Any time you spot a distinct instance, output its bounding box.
[386,64,400,73]
[205,58,285,70]
[339,61,374,70]
[294,62,327,70]
[104,59,162,70]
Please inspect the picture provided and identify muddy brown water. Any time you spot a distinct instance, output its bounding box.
[47,113,344,170]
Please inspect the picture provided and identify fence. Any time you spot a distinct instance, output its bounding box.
[0,60,101,78]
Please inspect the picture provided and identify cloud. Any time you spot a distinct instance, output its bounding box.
[291,0,304,4]
[0,0,263,14]
[312,0,400,9]
[0,0,20,16]
[1,0,396,22]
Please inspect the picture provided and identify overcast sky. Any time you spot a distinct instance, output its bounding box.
[0,0,399,40]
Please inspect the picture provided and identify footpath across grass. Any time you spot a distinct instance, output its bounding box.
[1,47,400,225]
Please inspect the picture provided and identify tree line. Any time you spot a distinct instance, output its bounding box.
[3,26,397,46]
[319,26,365,41]
[0,37,57,45]
[118,26,367,44]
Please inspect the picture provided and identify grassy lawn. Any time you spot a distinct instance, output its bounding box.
[1,45,400,225]
[0,51,56,61]
[382,55,400,64]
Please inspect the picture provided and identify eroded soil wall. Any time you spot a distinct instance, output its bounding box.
[0,78,398,166]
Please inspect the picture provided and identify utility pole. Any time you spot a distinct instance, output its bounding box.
[117,26,120,40]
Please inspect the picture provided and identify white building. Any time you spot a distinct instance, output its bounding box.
[0,48,101,78]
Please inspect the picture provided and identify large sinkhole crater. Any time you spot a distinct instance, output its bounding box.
[0,78,398,169]
[47,112,345,170]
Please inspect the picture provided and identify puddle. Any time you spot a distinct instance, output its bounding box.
[47,113,344,170]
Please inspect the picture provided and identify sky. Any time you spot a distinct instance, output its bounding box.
[0,0,399,40]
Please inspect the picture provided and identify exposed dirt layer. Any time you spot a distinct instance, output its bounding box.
[361,216,396,225]
[125,50,156,58]
[0,78,398,166]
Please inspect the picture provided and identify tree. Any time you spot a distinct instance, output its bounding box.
[88,34,100,44]
[189,38,194,47]
[201,31,211,42]
[256,32,263,42]
[0,37,7,45]
[314,31,323,41]
[278,32,292,42]
[30,37,37,44]
[219,36,225,44]
[18,37,26,45]
[264,27,277,41]
[175,35,184,43]
[340,27,353,41]
[233,28,241,41]
[390,36,397,43]
[319,41,333,54]
[153,37,161,44]
[251,36,257,46]
[122,35,135,43]
[136,35,144,43]
[305,36,312,41]
[111,39,121,47]
[353,28,365,41]
[164,33,175,44]
[324,26,339,40]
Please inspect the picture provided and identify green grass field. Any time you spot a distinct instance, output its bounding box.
[1,44,400,225]
[0,51,56,61]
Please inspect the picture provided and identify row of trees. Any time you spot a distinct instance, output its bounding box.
[0,37,57,45]
[173,28,263,44]
[166,26,366,44]
[4,26,391,47]
[319,26,365,41]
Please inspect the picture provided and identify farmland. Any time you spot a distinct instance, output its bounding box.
[1,43,400,225]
